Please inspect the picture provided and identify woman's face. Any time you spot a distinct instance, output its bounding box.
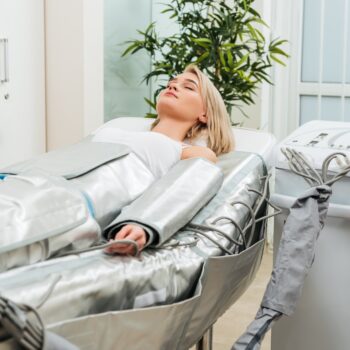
[156,72,206,125]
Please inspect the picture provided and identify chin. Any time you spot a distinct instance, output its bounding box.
[157,100,179,116]
[157,99,198,123]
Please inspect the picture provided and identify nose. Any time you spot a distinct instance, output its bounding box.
[168,81,178,91]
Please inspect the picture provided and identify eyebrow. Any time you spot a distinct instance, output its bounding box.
[169,77,199,87]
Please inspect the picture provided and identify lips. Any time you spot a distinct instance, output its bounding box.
[164,91,178,98]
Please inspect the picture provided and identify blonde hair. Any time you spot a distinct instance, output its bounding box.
[152,64,235,155]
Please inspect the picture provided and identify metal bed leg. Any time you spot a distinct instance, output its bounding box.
[195,326,213,350]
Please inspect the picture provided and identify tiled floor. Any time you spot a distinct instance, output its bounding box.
[191,247,273,350]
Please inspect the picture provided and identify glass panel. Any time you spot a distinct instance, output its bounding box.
[321,96,342,121]
[301,0,321,82]
[300,95,319,125]
[345,98,350,121]
[104,0,152,121]
[150,2,180,98]
[322,0,346,83]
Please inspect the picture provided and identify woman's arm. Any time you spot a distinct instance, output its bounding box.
[181,146,217,163]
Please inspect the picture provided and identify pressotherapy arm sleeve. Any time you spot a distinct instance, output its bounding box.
[103,158,224,247]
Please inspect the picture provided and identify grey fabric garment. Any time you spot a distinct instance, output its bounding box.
[232,185,331,350]
[233,308,281,350]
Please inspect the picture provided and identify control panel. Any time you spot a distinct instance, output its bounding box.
[285,130,350,150]
[275,121,350,174]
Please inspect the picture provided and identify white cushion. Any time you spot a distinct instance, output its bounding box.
[92,117,276,161]
[93,117,207,147]
[92,117,153,133]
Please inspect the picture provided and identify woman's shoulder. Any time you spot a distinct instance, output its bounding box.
[181,145,217,163]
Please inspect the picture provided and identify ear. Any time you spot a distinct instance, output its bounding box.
[199,114,207,124]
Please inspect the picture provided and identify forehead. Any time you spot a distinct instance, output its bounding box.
[172,72,199,84]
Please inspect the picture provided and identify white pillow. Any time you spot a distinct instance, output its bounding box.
[92,116,277,161]
[92,116,208,147]
[92,116,153,133]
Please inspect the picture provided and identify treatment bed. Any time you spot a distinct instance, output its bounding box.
[0,118,276,350]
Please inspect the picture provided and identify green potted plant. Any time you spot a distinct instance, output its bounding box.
[122,0,288,122]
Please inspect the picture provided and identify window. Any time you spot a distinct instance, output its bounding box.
[299,0,350,124]
[269,0,350,139]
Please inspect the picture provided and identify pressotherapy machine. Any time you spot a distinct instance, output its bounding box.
[271,121,350,350]
[0,117,276,350]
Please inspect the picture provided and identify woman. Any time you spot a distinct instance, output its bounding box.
[104,64,234,255]
[0,66,232,271]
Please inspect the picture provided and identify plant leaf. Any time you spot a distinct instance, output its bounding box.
[270,47,289,57]
[121,42,140,57]
[247,23,258,40]
[196,51,210,63]
[144,97,157,110]
[226,50,234,68]
[235,53,249,68]
[270,54,286,66]
[145,113,158,119]
[218,50,227,67]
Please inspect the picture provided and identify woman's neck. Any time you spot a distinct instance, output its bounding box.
[151,118,192,142]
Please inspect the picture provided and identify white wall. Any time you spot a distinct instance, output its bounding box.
[233,91,262,129]
[84,0,104,136]
[45,0,103,151]
[267,0,301,140]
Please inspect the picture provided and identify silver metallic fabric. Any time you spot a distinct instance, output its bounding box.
[0,142,222,271]
[0,151,268,350]
[0,142,156,270]
[106,157,224,246]
[0,141,131,179]
[0,173,100,271]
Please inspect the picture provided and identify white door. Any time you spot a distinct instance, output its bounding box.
[0,0,45,168]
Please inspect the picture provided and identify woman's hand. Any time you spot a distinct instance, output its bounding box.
[104,224,147,255]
